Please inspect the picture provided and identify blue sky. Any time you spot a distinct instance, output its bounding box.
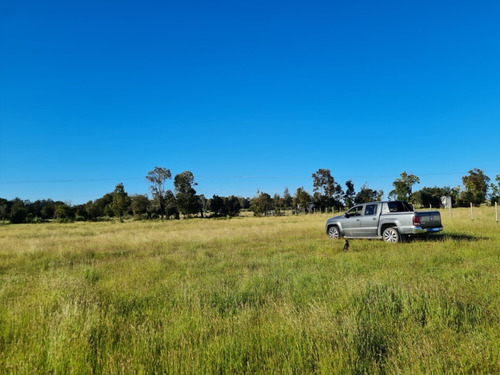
[1,0,499,204]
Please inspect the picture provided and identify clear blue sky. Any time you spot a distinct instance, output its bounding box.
[1,0,499,204]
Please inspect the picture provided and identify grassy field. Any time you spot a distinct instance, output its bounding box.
[1,208,499,374]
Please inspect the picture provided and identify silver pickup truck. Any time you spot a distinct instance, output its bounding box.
[325,201,443,243]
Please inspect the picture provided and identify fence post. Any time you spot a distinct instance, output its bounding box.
[496,202,498,223]
[470,203,474,221]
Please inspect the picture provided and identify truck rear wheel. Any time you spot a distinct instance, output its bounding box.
[383,227,400,243]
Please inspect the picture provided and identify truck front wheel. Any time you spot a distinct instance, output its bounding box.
[383,227,400,243]
[328,226,341,239]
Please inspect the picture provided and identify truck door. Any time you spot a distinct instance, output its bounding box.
[358,204,379,237]
[343,205,363,236]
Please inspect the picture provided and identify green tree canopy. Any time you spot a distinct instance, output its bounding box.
[208,195,226,216]
[392,171,420,201]
[312,169,334,196]
[164,190,179,219]
[225,196,241,217]
[293,187,312,214]
[354,185,377,204]
[282,187,293,209]
[111,183,130,222]
[412,186,451,208]
[461,168,490,206]
[344,180,355,208]
[250,192,273,216]
[54,202,75,222]
[130,194,150,218]
[10,198,27,224]
[0,198,8,222]
[174,171,199,217]
[490,175,500,203]
[146,167,172,219]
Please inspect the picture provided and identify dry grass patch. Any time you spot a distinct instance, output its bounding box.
[1,210,499,373]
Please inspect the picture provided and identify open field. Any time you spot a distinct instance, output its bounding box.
[1,208,499,374]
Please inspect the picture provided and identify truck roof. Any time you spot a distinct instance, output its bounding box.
[354,201,414,212]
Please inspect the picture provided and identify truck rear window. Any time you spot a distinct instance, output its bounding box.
[387,202,414,212]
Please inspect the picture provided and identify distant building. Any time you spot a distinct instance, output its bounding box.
[441,196,452,209]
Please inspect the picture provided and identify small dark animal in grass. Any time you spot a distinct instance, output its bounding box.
[343,240,349,251]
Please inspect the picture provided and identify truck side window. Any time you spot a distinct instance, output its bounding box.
[346,206,362,217]
[364,204,377,216]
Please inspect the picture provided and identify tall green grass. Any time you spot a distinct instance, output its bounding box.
[0,208,499,373]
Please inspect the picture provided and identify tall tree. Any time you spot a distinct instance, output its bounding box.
[462,168,490,206]
[313,191,332,212]
[174,171,199,217]
[130,194,150,218]
[273,193,284,215]
[73,204,88,221]
[412,186,449,208]
[344,180,355,208]
[238,197,250,210]
[312,169,334,196]
[312,169,344,208]
[226,196,241,217]
[490,175,500,203]
[84,201,99,220]
[164,190,179,219]
[54,202,75,221]
[10,198,27,224]
[250,192,273,216]
[0,198,8,222]
[354,185,377,204]
[293,187,312,214]
[208,195,226,216]
[111,183,130,221]
[392,171,420,201]
[146,167,172,219]
[198,195,208,217]
[376,190,384,201]
[283,187,293,209]
[94,193,114,217]
[40,199,56,220]
[332,183,344,208]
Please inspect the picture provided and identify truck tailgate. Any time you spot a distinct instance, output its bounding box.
[417,211,442,228]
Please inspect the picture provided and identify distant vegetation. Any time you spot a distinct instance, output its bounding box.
[1,167,498,224]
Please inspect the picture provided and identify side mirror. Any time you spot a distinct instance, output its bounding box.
[345,213,350,218]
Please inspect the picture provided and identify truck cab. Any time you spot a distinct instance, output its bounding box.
[342,203,380,237]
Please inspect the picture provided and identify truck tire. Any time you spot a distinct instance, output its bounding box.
[383,227,400,243]
[328,226,341,239]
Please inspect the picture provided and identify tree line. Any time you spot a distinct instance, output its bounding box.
[1,167,498,224]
